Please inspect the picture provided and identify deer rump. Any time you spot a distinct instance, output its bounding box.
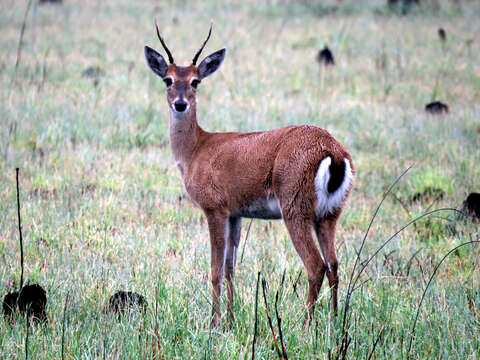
[188,125,354,222]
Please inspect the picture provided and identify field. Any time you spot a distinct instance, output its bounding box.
[1,0,479,358]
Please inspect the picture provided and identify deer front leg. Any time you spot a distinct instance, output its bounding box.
[225,216,241,325]
[205,211,228,328]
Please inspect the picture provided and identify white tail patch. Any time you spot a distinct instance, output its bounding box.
[314,157,353,217]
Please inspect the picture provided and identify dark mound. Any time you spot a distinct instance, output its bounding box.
[82,66,105,87]
[3,291,19,319]
[81,66,105,79]
[438,28,446,42]
[410,186,445,204]
[19,284,47,321]
[425,101,449,115]
[463,193,480,220]
[316,46,335,66]
[2,284,47,322]
[109,291,147,317]
[39,0,62,4]
[388,0,420,14]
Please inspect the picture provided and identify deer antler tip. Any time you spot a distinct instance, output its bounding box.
[154,21,174,64]
[192,24,214,65]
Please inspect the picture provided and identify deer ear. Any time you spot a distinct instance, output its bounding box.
[197,48,226,79]
[144,46,168,78]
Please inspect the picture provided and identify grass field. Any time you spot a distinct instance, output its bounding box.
[1,0,479,358]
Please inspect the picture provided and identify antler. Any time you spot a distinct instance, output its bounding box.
[155,20,174,64]
[192,23,212,65]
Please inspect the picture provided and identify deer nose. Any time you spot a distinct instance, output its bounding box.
[174,100,188,112]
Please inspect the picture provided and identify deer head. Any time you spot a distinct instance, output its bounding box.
[144,23,226,117]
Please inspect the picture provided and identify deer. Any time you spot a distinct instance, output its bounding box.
[144,23,355,327]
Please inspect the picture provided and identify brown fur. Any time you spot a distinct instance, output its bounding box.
[150,53,354,326]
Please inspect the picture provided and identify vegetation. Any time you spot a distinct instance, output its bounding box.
[0,0,479,358]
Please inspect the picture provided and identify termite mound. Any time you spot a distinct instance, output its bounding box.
[425,101,449,115]
[463,193,480,221]
[108,291,147,319]
[3,284,47,323]
[316,45,335,66]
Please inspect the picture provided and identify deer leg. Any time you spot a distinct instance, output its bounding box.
[225,216,241,324]
[205,211,228,328]
[314,217,339,314]
[283,217,326,324]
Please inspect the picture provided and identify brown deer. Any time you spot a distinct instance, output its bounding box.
[144,24,355,327]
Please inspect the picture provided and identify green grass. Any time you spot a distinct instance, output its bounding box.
[1,0,479,358]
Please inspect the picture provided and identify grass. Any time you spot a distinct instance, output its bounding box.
[1,0,480,358]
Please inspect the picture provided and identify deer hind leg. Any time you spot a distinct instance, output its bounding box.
[282,216,326,323]
[225,216,241,324]
[205,211,228,328]
[314,217,339,314]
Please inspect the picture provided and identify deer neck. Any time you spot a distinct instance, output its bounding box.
[169,105,202,167]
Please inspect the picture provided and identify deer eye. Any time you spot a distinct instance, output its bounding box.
[190,79,200,90]
[163,77,173,88]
